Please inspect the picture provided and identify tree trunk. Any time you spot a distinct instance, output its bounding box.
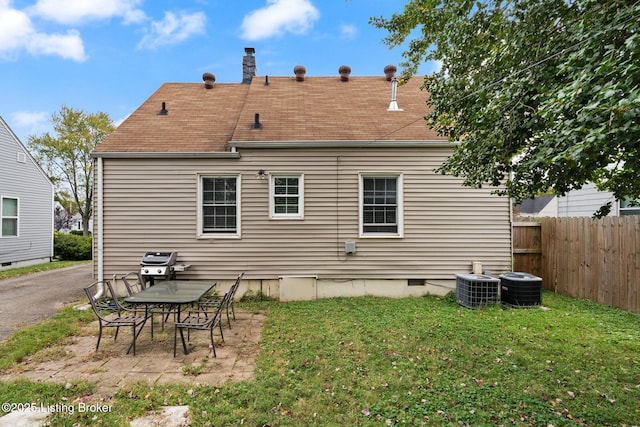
[82,215,91,236]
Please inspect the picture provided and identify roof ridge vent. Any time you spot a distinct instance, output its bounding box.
[387,77,403,112]
[384,64,397,81]
[338,65,351,82]
[294,65,306,81]
[202,72,216,89]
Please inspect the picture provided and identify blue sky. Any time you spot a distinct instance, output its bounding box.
[1,0,437,144]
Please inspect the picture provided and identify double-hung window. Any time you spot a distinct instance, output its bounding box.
[199,175,240,237]
[360,174,403,237]
[1,197,18,237]
[270,175,304,219]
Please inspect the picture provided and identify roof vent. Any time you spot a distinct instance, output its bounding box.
[202,72,216,89]
[387,77,403,112]
[158,102,168,115]
[294,65,306,81]
[338,65,351,82]
[384,64,397,81]
[252,113,262,129]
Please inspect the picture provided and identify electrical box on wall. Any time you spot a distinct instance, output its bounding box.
[344,241,357,255]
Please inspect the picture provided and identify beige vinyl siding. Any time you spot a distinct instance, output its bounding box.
[96,147,511,281]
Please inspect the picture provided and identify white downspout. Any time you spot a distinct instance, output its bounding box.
[95,157,105,297]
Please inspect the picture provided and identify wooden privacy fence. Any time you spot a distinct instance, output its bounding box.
[512,221,543,278]
[513,217,640,313]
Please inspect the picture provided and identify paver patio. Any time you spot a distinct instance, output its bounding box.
[1,308,266,399]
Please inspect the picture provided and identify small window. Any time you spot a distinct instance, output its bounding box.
[360,174,403,237]
[270,175,304,219]
[620,198,640,216]
[199,175,240,237]
[1,197,18,237]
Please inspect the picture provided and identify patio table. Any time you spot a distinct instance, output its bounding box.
[124,280,216,323]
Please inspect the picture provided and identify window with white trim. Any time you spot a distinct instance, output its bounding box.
[620,198,640,216]
[270,175,304,219]
[199,175,240,237]
[360,174,403,237]
[1,197,18,237]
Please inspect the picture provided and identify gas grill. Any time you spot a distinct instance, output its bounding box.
[140,251,178,285]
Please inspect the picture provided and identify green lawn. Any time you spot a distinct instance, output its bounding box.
[0,260,88,281]
[1,291,639,426]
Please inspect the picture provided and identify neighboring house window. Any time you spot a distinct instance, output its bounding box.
[360,174,403,237]
[270,175,304,219]
[620,198,640,216]
[1,197,18,237]
[199,175,240,237]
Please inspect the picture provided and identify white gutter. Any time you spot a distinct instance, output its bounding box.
[91,152,241,159]
[95,157,104,298]
[50,183,55,260]
[229,140,456,149]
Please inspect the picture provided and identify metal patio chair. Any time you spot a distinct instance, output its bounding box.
[198,272,244,328]
[118,271,173,337]
[84,280,148,355]
[173,290,230,357]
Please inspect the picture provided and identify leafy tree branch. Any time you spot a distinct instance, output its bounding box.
[28,106,114,235]
[372,0,639,217]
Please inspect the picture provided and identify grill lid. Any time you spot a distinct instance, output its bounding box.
[140,251,178,266]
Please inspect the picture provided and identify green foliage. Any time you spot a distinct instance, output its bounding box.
[239,289,276,302]
[0,261,88,280]
[371,0,640,217]
[28,106,115,234]
[54,232,92,261]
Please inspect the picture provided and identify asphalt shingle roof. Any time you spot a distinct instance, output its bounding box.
[93,72,446,154]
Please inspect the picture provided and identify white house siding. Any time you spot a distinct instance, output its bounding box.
[95,146,512,295]
[557,183,617,217]
[0,117,54,267]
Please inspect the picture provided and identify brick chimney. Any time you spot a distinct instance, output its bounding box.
[242,47,256,84]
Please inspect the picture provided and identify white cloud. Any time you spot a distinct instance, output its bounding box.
[339,24,357,39]
[0,3,32,51]
[10,111,49,128]
[29,30,85,61]
[137,11,207,50]
[0,1,86,61]
[29,0,146,25]
[240,0,320,41]
[9,111,51,141]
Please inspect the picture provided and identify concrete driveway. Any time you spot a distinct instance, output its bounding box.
[0,263,92,342]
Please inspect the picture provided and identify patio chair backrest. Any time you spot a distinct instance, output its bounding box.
[120,272,146,296]
[84,280,125,319]
[223,285,235,305]
[205,298,226,329]
[230,272,244,300]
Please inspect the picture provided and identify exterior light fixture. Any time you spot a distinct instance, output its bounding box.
[256,169,267,179]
